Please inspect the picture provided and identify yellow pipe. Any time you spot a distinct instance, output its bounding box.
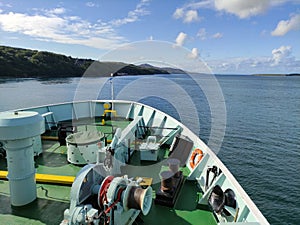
[41,136,59,141]
[102,109,118,125]
[0,171,75,185]
[103,109,117,117]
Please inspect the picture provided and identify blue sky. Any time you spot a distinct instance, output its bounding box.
[0,0,299,74]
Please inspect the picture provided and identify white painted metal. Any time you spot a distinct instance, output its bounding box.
[32,135,43,156]
[139,136,159,161]
[66,131,104,165]
[6,100,269,224]
[0,111,45,206]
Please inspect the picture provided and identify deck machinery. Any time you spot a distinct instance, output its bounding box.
[0,100,270,225]
[61,113,153,225]
[60,164,152,225]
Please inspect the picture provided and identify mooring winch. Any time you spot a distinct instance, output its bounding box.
[61,164,152,225]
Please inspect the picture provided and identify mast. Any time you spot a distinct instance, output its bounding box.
[110,73,114,110]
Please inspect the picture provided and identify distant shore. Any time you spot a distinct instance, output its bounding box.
[1,45,299,78]
[253,73,300,76]
[0,45,169,78]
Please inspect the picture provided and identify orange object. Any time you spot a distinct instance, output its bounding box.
[189,148,204,169]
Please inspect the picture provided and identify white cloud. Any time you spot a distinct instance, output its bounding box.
[197,28,207,40]
[0,11,122,49]
[197,29,223,40]
[186,0,214,9]
[173,8,184,19]
[86,2,97,7]
[173,8,200,23]
[174,0,299,21]
[184,10,199,23]
[0,0,150,50]
[175,32,187,46]
[207,45,300,74]
[188,47,198,59]
[271,14,300,36]
[0,12,62,34]
[212,32,223,39]
[271,45,292,65]
[270,0,300,6]
[173,0,212,21]
[111,0,150,26]
[214,0,270,18]
[47,7,65,15]
[0,2,12,8]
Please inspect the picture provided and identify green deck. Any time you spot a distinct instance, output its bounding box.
[0,118,217,225]
[143,180,216,225]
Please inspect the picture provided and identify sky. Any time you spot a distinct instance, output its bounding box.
[0,0,300,74]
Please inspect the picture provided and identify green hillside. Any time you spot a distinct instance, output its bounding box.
[0,46,169,78]
[0,46,93,77]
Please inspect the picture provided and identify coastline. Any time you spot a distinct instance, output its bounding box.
[253,73,300,76]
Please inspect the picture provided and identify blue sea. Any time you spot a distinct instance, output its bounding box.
[0,74,299,225]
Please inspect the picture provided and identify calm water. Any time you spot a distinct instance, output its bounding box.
[0,75,299,225]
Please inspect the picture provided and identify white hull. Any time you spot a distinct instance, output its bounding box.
[2,100,269,225]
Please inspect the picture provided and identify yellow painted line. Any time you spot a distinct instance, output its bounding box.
[0,171,75,185]
[0,170,7,179]
[35,173,75,185]
[41,136,59,141]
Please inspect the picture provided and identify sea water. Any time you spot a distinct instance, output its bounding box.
[0,74,299,225]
